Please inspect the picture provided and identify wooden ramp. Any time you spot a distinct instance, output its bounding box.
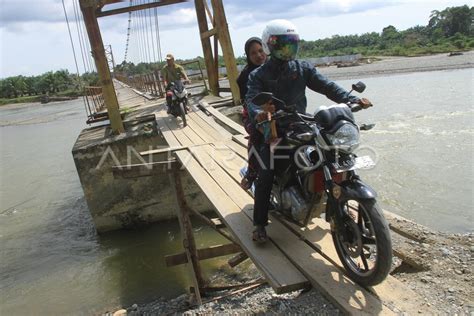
[114,86,435,314]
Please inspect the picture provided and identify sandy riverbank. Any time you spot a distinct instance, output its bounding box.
[318,51,474,80]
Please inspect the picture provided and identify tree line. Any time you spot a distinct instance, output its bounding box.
[0,70,99,100]
[299,5,473,57]
[1,5,472,101]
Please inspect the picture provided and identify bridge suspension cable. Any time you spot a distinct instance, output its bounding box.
[61,0,89,119]
[122,0,164,66]
[147,7,157,63]
[124,0,133,62]
[72,0,89,73]
[154,8,163,62]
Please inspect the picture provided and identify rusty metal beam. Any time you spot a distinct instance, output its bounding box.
[210,0,240,104]
[200,28,217,40]
[98,0,124,9]
[195,0,219,95]
[80,0,124,134]
[97,0,186,17]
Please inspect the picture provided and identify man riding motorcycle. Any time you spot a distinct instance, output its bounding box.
[161,53,190,113]
[246,19,372,243]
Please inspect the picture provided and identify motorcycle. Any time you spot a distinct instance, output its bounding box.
[242,82,392,286]
[167,80,189,127]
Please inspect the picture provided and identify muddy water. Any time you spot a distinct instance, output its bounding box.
[0,100,229,314]
[306,68,473,233]
[0,68,472,314]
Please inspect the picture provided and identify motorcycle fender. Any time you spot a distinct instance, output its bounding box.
[325,180,376,223]
[339,180,377,200]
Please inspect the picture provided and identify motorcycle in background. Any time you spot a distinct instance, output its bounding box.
[167,80,189,127]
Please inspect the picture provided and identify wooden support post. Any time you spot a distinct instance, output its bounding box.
[79,0,124,134]
[151,73,159,96]
[228,252,249,268]
[165,243,242,267]
[168,163,204,305]
[155,70,164,97]
[195,0,219,96]
[203,0,219,80]
[210,0,241,104]
[184,203,238,244]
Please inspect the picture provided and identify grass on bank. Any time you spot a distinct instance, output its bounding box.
[0,89,82,106]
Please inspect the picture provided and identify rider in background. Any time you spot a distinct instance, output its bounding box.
[237,37,267,190]
[161,53,190,113]
[246,19,372,243]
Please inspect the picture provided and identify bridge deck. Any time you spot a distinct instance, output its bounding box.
[114,81,434,314]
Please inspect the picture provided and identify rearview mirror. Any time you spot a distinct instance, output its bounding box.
[352,81,366,93]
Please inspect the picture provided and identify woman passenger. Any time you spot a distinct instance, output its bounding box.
[237,37,267,189]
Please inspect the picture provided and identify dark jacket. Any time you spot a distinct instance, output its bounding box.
[237,63,260,104]
[246,58,360,124]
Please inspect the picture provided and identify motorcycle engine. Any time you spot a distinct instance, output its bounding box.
[281,186,308,222]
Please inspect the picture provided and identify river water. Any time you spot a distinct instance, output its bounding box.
[0,68,472,314]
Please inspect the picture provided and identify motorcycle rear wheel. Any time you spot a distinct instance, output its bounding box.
[331,198,392,286]
[179,102,187,127]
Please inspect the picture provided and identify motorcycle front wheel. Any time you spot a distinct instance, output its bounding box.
[179,102,187,127]
[331,198,392,286]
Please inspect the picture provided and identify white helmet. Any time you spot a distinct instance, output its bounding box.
[262,19,300,61]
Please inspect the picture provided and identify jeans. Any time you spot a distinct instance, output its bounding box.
[253,143,274,226]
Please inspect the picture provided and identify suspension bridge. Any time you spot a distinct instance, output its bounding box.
[67,0,436,313]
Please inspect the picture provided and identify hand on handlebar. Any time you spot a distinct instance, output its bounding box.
[256,111,271,123]
[262,100,276,113]
[255,100,276,123]
[358,98,373,109]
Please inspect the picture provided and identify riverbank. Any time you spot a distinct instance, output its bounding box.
[105,219,473,315]
[0,92,79,106]
[317,50,474,80]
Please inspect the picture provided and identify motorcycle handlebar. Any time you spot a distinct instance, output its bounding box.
[349,104,363,112]
[255,111,291,127]
[256,103,364,127]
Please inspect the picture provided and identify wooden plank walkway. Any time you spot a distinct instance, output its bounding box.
[114,84,435,314]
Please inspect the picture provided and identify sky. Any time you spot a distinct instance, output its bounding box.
[0,0,470,78]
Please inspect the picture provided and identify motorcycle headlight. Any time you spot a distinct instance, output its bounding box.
[325,123,360,153]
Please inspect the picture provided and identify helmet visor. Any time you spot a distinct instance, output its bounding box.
[268,34,299,61]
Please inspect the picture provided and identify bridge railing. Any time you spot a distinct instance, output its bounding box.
[84,86,111,124]
[115,59,208,98]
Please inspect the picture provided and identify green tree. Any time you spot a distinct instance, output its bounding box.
[429,5,473,37]
[11,76,27,97]
[0,79,15,98]
[53,69,71,92]
[24,76,38,96]
[36,73,54,94]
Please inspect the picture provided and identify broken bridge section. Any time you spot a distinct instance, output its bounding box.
[113,83,435,314]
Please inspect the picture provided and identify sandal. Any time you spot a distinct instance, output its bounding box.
[252,225,268,243]
[240,176,253,190]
